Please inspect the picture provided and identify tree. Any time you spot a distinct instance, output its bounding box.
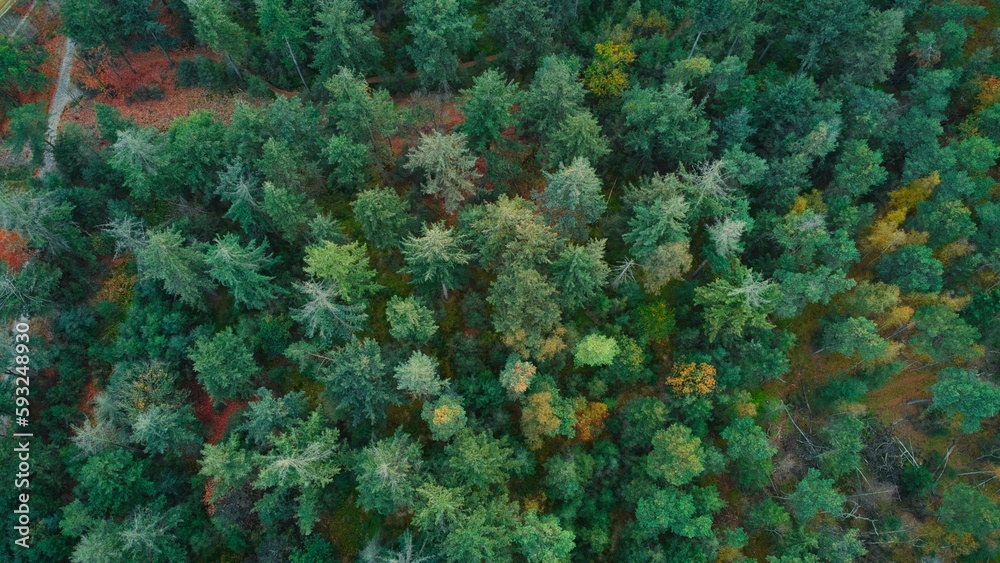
[909,304,982,364]
[499,355,536,398]
[254,410,342,533]
[538,157,606,239]
[6,102,47,163]
[355,431,424,514]
[875,244,943,293]
[319,338,398,426]
[291,280,369,342]
[635,485,723,539]
[819,414,865,479]
[458,69,519,153]
[551,239,610,311]
[666,362,717,396]
[255,0,311,87]
[519,55,587,137]
[0,37,46,115]
[395,351,447,399]
[351,188,414,250]
[514,509,575,563]
[645,424,705,486]
[422,394,467,441]
[623,190,689,261]
[325,68,400,173]
[134,227,208,308]
[405,0,479,91]
[401,223,472,298]
[238,388,308,445]
[641,241,694,293]
[937,483,1000,541]
[487,267,564,359]
[694,266,780,341]
[444,429,517,490]
[190,327,259,402]
[721,417,776,490]
[819,317,888,362]
[620,81,714,172]
[574,335,619,367]
[108,127,163,202]
[930,368,1000,433]
[386,295,438,345]
[540,110,610,169]
[303,240,379,303]
[182,0,249,76]
[311,0,382,80]
[205,234,277,310]
[789,468,843,522]
[486,0,553,72]
[406,131,482,214]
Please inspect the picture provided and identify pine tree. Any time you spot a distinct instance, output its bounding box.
[205,234,278,310]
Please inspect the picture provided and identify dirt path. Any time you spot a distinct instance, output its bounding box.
[40,37,75,176]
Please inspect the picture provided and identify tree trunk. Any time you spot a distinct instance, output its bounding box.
[689,31,703,58]
[285,36,308,89]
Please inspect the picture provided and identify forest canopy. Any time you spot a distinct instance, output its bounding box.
[3,0,1000,561]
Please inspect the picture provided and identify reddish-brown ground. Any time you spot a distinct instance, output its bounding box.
[189,382,247,445]
[78,376,98,418]
[65,46,239,132]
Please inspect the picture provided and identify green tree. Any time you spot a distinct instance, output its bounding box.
[721,417,776,490]
[789,468,844,522]
[422,394,468,441]
[190,327,259,402]
[486,0,553,72]
[574,334,619,367]
[319,338,398,426]
[401,223,472,298]
[645,424,705,486]
[303,240,379,303]
[386,295,438,345]
[694,266,780,341]
[238,388,307,445]
[443,429,517,490]
[325,68,400,173]
[909,304,982,364]
[182,0,249,76]
[311,0,382,80]
[540,110,610,169]
[395,351,447,399]
[291,280,369,342]
[351,187,414,250]
[875,244,943,293]
[621,81,714,172]
[930,368,1000,433]
[519,55,586,138]
[107,127,163,203]
[937,482,1000,541]
[458,69,519,153]
[819,414,865,479]
[635,485,723,539]
[551,239,610,311]
[515,509,575,563]
[255,0,311,87]
[487,267,564,359]
[404,0,479,91]
[819,316,889,362]
[254,410,342,533]
[135,227,209,308]
[205,234,277,310]
[406,131,481,214]
[355,431,424,514]
[6,102,47,163]
[0,37,46,116]
[538,157,606,239]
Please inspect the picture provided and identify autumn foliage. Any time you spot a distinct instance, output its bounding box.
[666,362,717,396]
